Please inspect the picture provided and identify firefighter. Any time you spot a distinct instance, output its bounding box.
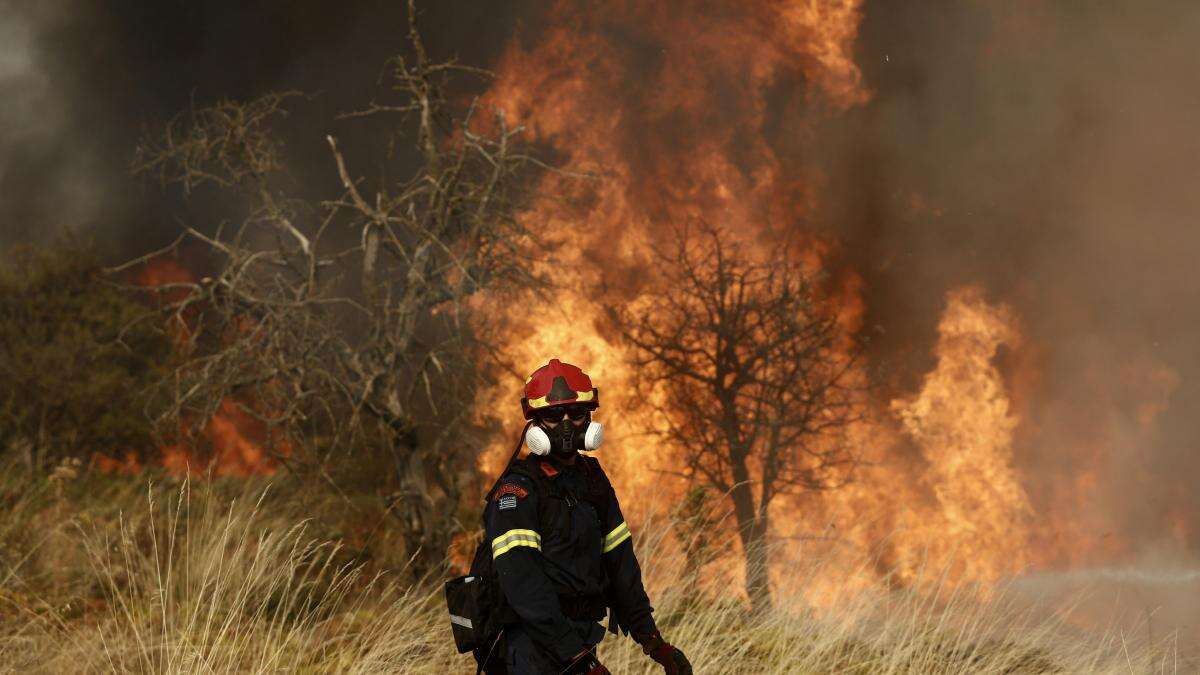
[485,359,693,675]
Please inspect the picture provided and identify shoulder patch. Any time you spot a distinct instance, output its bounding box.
[498,495,518,511]
[495,482,529,500]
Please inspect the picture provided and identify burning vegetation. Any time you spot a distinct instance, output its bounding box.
[464,0,1196,634]
[473,0,1036,600]
[1,0,1198,669]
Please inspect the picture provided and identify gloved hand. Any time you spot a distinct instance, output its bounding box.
[636,631,693,675]
[562,648,610,675]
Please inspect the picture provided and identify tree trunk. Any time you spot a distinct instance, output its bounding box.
[730,463,772,614]
[392,430,454,580]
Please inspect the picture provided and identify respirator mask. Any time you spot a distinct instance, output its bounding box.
[525,404,603,456]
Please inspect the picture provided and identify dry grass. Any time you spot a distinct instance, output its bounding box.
[0,464,1182,674]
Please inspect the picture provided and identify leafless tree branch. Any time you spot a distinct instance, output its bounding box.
[611,221,866,612]
[127,7,548,578]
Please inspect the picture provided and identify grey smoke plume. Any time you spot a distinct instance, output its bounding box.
[836,0,1200,563]
[0,1,107,244]
[0,1,523,254]
[1,0,1195,576]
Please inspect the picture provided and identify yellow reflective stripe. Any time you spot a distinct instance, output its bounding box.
[492,529,540,551]
[602,521,631,553]
[493,538,540,559]
[491,529,541,559]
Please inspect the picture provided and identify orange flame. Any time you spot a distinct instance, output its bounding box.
[474,1,1069,598]
[94,257,285,477]
[160,399,289,478]
[889,287,1032,583]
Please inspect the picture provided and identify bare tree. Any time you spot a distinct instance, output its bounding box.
[612,223,862,612]
[122,2,547,576]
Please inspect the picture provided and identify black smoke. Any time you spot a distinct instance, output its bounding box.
[3,0,1197,564]
[827,0,1200,561]
[0,0,526,255]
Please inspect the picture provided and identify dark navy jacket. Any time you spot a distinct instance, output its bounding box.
[484,454,656,664]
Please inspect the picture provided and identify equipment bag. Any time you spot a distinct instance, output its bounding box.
[445,534,510,645]
[444,574,485,653]
[445,425,533,674]
[445,520,514,673]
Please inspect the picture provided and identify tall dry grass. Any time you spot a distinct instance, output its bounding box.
[0,464,1182,673]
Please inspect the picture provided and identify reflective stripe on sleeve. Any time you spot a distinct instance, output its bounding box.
[602,521,631,553]
[491,529,541,559]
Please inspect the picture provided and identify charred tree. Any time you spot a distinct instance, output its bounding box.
[613,223,862,612]
[122,2,547,577]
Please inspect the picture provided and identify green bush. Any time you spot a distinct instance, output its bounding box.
[0,238,169,471]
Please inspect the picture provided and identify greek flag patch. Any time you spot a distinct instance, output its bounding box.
[498,494,518,511]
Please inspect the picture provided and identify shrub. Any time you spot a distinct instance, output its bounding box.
[0,238,169,471]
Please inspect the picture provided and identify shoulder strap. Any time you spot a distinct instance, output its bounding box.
[579,455,613,494]
[483,422,534,503]
[576,455,614,523]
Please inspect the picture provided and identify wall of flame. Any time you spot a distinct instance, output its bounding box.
[64,0,1195,611]
[470,0,1192,599]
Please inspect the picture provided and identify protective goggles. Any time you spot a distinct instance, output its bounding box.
[534,404,591,425]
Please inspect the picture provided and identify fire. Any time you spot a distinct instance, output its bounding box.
[89,1,1186,610]
[160,398,289,478]
[783,289,1032,600]
[475,0,1055,597]
[478,0,872,485]
[93,257,284,477]
[889,287,1032,584]
[133,256,192,291]
[774,0,872,108]
[132,256,195,347]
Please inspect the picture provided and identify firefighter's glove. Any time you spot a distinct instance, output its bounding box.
[637,631,693,675]
[561,649,610,675]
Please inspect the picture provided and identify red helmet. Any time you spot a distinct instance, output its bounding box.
[521,359,600,420]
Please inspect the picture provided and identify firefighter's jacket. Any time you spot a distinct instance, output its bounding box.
[484,453,657,664]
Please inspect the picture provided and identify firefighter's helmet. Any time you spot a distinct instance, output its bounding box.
[521,358,600,420]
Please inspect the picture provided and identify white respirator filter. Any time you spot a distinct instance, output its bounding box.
[583,422,604,451]
[525,425,552,456]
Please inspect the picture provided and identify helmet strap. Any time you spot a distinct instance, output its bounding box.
[487,421,535,501]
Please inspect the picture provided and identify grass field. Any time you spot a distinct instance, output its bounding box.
[0,464,1181,674]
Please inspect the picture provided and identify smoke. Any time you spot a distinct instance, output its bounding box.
[0,1,106,244]
[483,0,1200,575]
[824,1,1200,642]
[0,0,525,255]
[2,0,1196,609]
[830,0,1200,563]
